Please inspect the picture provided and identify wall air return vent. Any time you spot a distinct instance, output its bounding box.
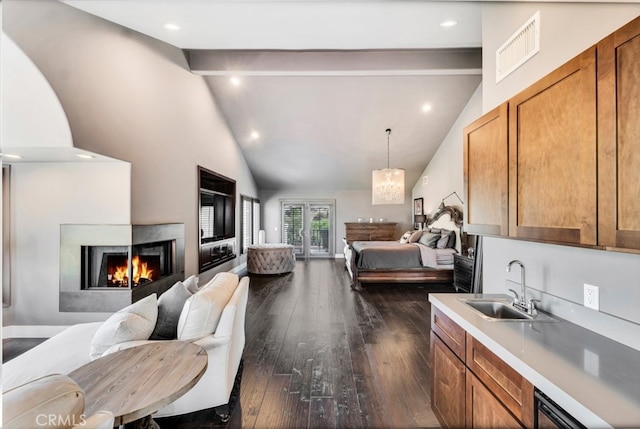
[496,11,540,83]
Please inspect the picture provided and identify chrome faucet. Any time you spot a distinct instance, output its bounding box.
[507,260,527,312]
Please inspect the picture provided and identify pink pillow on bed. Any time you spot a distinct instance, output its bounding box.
[408,230,423,243]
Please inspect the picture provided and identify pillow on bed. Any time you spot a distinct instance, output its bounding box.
[437,229,456,249]
[399,231,413,244]
[408,230,423,243]
[418,232,440,248]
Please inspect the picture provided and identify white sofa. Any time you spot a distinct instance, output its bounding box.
[3,374,115,429]
[2,272,249,421]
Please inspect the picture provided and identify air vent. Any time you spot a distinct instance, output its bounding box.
[496,11,540,83]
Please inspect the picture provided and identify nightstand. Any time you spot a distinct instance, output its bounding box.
[453,254,474,293]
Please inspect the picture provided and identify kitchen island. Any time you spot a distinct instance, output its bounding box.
[429,293,640,428]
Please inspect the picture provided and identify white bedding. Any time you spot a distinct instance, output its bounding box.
[412,244,457,268]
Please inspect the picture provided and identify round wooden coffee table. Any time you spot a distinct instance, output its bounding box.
[68,341,207,428]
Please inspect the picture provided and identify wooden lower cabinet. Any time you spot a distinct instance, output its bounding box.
[431,308,534,429]
[431,331,466,428]
[466,371,524,429]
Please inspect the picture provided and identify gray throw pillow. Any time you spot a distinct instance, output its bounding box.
[150,281,192,340]
[418,232,440,248]
[183,274,199,294]
[437,229,456,249]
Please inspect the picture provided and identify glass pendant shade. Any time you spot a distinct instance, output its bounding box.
[372,168,405,205]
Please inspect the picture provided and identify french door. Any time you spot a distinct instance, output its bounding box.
[281,200,335,260]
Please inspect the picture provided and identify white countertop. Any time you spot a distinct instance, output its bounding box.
[429,293,640,428]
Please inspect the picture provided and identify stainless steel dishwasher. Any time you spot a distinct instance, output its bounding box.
[534,389,586,429]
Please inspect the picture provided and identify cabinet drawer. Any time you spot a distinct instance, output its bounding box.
[432,307,466,360]
[454,255,474,271]
[466,334,534,428]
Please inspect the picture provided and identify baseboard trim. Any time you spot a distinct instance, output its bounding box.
[3,325,71,338]
[335,253,345,259]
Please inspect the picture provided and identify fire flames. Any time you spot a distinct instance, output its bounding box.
[111,256,155,286]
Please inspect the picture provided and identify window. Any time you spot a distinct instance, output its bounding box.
[241,195,261,254]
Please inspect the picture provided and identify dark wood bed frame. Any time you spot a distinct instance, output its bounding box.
[348,205,465,291]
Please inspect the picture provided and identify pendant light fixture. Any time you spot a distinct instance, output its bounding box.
[372,128,405,205]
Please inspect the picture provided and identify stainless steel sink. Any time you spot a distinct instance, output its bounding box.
[461,298,557,322]
[466,300,532,320]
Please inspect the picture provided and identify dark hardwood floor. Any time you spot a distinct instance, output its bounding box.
[4,259,454,428]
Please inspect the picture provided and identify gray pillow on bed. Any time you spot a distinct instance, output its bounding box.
[418,232,440,248]
[441,229,457,249]
[437,229,456,249]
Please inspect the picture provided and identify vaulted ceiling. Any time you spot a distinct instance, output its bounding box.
[62,1,484,191]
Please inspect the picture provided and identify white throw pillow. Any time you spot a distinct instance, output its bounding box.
[89,294,158,360]
[176,272,238,341]
[183,274,200,294]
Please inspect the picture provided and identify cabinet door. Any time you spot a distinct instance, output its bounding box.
[466,334,534,428]
[597,16,640,251]
[464,103,509,236]
[466,371,524,429]
[431,331,466,429]
[508,48,597,246]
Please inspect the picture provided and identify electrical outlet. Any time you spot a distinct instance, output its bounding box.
[584,284,599,311]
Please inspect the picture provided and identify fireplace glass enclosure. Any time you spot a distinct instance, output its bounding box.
[81,240,174,289]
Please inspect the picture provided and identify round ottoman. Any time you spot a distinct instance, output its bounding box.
[247,244,296,274]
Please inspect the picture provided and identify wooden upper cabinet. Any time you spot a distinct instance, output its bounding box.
[597,16,640,251]
[508,48,597,246]
[463,103,509,236]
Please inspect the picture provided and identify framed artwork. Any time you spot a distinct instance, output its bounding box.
[414,198,423,216]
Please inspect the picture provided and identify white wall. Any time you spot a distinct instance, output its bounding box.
[260,189,413,253]
[6,162,131,326]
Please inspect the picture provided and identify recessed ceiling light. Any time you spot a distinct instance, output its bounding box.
[163,23,181,31]
[76,154,95,159]
[250,131,260,140]
[2,153,23,159]
[422,104,432,113]
[440,20,458,28]
[230,77,241,86]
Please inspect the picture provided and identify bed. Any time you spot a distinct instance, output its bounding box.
[345,205,465,290]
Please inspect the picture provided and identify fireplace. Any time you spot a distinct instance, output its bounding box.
[60,223,185,312]
[81,240,173,289]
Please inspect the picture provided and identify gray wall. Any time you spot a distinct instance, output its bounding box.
[260,189,413,254]
[412,84,482,218]
[413,3,640,349]
[3,0,258,325]
[4,0,258,279]
[480,3,640,348]
[482,3,640,112]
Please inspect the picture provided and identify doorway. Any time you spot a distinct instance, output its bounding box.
[281,200,335,260]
